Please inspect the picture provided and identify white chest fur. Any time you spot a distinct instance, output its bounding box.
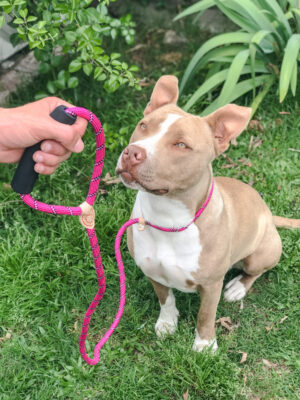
[132,191,202,293]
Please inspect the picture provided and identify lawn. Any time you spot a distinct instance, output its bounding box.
[0,5,300,400]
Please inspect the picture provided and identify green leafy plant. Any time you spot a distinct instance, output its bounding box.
[0,0,140,96]
[175,0,300,116]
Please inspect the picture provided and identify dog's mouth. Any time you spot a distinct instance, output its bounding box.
[117,169,168,195]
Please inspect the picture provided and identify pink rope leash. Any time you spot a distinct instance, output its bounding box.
[17,106,214,365]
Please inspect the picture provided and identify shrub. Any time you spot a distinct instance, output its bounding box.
[0,0,140,97]
[175,0,300,116]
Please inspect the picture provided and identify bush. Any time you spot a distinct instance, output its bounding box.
[0,0,140,97]
[175,0,300,116]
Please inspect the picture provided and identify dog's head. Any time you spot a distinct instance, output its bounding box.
[116,75,251,196]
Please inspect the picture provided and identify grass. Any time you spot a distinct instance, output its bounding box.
[0,6,300,399]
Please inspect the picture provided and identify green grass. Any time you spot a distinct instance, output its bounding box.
[0,13,300,399]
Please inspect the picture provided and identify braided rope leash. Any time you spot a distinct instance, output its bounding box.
[15,106,214,366]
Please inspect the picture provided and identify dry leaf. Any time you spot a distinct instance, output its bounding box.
[249,136,263,151]
[249,120,264,132]
[160,52,182,64]
[138,79,154,87]
[221,164,235,169]
[216,317,236,331]
[98,188,108,195]
[265,326,272,331]
[74,321,78,332]
[267,62,279,76]
[102,173,121,185]
[288,148,300,153]
[5,332,11,340]
[127,44,147,53]
[278,111,290,115]
[262,359,277,368]
[238,158,252,167]
[280,316,288,324]
[275,118,282,126]
[238,351,248,363]
[3,183,11,190]
[240,299,244,310]
[277,184,281,191]
[182,389,189,400]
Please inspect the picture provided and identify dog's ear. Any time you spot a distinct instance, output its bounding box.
[144,75,179,115]
[204,104,252,155]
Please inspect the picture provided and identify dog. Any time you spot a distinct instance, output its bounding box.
[116,75,299,352]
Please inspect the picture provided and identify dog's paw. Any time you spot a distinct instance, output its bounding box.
[155,317,178,338]
[192,334,218,353]
[224,274,246,302]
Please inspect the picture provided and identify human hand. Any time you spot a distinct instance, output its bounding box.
[0,97,88,174]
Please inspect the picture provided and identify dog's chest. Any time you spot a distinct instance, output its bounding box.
[131,192,201,293]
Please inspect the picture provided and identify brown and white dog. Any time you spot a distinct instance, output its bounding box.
[116,75,299,352]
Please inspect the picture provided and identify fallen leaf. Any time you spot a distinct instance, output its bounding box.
[238,158,252,167]
[277,184,281,191]
[74,321,78,332]
[221,164,235,169]
[275,118,282,126]
[98,188,108,195]
[182,389,189,400]
[102,173,121,185]
[280,316,288,324]
[278,111,290,115]
[288,148,300,153]
[216,316,240,331]
[5,332,11,340]
[249,136,263,151]
[138,79,154,87]
[240,299,244,310]
[3,183,11,190]
[238,351,248,363]
[267,62,279,76]
[160,52,182,64]
[265,326,272,331]
[249,120,264,132]
[262,359,277,368]
[127,43,147,53]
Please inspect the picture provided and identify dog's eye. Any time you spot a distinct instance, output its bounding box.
[140,122,146,130]
[175,142,187,149]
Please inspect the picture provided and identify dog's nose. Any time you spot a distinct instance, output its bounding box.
[122,145,146,167]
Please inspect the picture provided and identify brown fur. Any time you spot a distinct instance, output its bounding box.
[117,75,299,348]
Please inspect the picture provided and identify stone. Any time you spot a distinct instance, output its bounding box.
[1,60,15,69]
[197,7,237,34]
[0,51,39,106]
[163,30,187,46]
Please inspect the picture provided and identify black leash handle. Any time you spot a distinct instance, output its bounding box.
[11,105,77,194]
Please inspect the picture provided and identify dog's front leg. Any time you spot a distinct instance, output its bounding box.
[193,280,223,352]
[148,278,179,337]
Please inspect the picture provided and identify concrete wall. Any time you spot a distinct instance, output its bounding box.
[0,17,27,63]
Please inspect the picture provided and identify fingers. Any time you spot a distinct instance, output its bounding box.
[33,144,71,175]
[34,164,57,175]
[40,140,69,156]
[35,97,88,153]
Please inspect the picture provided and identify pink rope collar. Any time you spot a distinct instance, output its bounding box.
[18,107,214,365]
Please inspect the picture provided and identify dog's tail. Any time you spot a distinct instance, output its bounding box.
[273,216,300,229]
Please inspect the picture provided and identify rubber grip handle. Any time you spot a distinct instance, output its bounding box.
[11,105,77,194]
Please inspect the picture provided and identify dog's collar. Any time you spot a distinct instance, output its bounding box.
[137,178,214,232]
